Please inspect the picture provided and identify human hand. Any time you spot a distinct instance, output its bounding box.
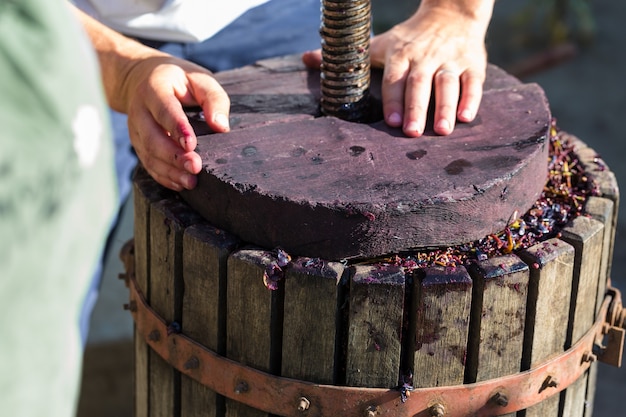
[122,56,231,191]
[73,5,231,192]
[302,0,493,137]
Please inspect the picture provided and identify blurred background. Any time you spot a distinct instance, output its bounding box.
[77,1,626,416]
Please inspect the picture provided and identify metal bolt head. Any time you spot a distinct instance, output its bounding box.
[492,392,509,407]
[546,376,558,387]
[297,397,310,412]
[148,329,161,342]
[364,405,379,417]
[542,375,559,390]
[183,356,200,370]
[582,351,597,363]
[429,403,445,417]
[234,381,249,394]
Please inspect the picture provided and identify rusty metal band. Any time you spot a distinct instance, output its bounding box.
[128,275,611,417]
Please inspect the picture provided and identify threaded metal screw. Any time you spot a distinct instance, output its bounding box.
[320,0,372,122]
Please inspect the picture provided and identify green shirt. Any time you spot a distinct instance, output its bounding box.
[0,1,117,416]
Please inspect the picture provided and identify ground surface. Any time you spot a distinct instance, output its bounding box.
[77,1,626,416]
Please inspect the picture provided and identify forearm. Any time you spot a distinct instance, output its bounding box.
[69,3,169,113]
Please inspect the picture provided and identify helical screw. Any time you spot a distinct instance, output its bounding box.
[320,0,372,122]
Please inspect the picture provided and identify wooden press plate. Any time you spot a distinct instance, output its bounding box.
[180,55,551,260]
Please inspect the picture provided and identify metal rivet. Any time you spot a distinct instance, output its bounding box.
[234,381,249,394]
[148,330,161,342]
[183,356,199,370]
[546,375,558,388]
[429,403,445,417]
[167,321,182,335]
[541,375,559,391]
[364,405,379,417]
[491,392,509,407]
[297,397,310,412]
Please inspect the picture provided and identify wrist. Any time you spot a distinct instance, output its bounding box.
[417,0,495,26]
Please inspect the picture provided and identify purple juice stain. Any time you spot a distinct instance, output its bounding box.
[406,149,427,160]
[445,159,472,175]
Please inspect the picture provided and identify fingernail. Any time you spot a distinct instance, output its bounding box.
[214,113,229,130]
[387,112,402,126]
[183,161,193,173]
[436,119,451,133]
[180,173,196,189]
[405,122,422,135]
[179,136,190,148]
[460,109,473,121]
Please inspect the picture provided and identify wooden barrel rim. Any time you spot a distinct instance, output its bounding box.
[180,55,552,260]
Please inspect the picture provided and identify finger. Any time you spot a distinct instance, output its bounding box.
[143,155,199,191]
[186,71,231,134]
[381,61,409,131]
[301,49,322,69]
[433,68,461,135]
[401,67,434,137]
[157,97,200,152]
[457,69,484,123]
[129,113,201,190]
[139,74,201,154]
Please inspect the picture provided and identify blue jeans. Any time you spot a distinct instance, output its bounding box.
[80,0,322,343]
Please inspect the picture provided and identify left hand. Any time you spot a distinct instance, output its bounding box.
[122,56,231,191]
[73,5,232,192]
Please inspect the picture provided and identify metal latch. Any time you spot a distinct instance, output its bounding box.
[597,286,626,368]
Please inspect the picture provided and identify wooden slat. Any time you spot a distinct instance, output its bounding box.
[411,266,473,387]
[149,199,202,417]
[559,215,605,417]
[585,197,617,416]
[465,255,529,417]
[569,134,620,280]
[226,249,283,417]
[582,197,616,417]
[346,265,405,388]
[132,170,177,417]
[585,196,615,312]
[517,238,575,417]
[281,257,346,385]
[567,133,619,417]
[466,255,529,390]
[180,223,240,417]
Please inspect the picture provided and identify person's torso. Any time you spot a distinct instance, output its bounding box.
[72,0,270,42]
